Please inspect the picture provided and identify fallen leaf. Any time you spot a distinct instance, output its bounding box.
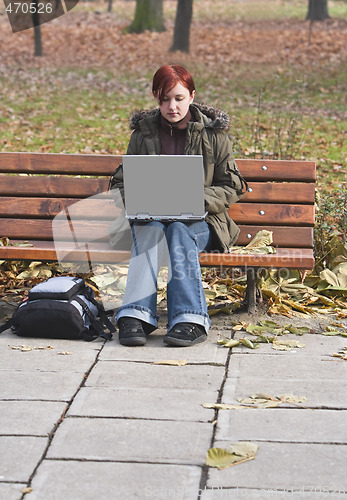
[272,339,305,351]
[320,268,340,287]
[229,441,259,459]
[58,351,73,355]
[321,327,342,336]
[8,345,54,351]
[237,396,281,408]
[153,360,188,366]
[229,230,275,254]
[217,339,240,348]
[254,335,275,343]
[240,338,259,349]
[202,403,251,410]
[259,320,281,328]
[285,326,310,335]
[22,488,33,494]
[331,347,347,360]
[277,394,307,404]
[206,442,258,469]
[232,324,245,331]
[206,447,240,469]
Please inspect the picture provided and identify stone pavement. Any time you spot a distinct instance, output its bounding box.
[0,317,347,500]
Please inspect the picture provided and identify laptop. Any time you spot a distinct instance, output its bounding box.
[122,155,207,222]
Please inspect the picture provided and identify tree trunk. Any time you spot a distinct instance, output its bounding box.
[126,0,166,34]
[306,0,330,20]
[170,0,193,53]
[33,25,42,56]
[108,0,113,13]
[32,2,42,56]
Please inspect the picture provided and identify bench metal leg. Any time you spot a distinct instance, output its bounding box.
[245,268,257,314]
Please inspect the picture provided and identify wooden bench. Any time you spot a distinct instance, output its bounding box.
[0,153,316,313]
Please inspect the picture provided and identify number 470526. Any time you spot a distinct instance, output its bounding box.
[6,2,53,14]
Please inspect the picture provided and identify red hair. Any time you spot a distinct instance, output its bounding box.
[152,65,195,104]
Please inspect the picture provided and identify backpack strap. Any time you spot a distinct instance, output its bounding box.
[75,297,115,341]
[85,294,116,334]
[0,300,23,334]
[0,317,13,334]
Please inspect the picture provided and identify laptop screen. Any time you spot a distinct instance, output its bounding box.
[123,155,206,221]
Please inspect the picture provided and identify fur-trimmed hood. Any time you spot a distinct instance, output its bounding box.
[129,103,230,131]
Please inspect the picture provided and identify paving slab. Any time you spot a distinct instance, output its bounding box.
[99,328,228,365]
[200,487,347,499]
[86,360,224,390]
[227,354,347,381]
[0,370,85,401]
[231,333,347,357]
[0,330,101,372]
[68,386,216,421]
[0,401,67,436]
[0,483,27,500]
[222,376,347,410]
[47,417,212,465]
[207,441,347,490]
[215,408,347,443]
[0,436,48,483]
[28,460,202,500]
[0,328,104,351]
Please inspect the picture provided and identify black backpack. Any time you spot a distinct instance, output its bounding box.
[0,276,115,341]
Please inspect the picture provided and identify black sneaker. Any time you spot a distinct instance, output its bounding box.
[164,322,207,347]
[117,317,153,346]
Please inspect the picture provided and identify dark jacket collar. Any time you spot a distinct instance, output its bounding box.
[129,103,230,132]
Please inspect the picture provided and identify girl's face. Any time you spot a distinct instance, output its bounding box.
[157,82,195,123]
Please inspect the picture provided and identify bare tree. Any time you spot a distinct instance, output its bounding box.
[32,1,42,56]
[170,0,193,53]
[126,0,166,33]
[306,0,330,20]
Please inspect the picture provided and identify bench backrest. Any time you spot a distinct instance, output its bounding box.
[0,153,316,250]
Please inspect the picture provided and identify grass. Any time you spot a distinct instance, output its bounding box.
[0,63,346,186]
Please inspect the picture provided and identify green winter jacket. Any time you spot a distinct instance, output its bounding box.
[110,103,246,252]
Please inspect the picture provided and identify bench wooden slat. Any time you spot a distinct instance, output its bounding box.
[0,197,314,227]
[242,182,315,204]
[237,226,313,248]
[229,203,315,226]
[0,240,314,269]
[235,159,316,182]
[0,219,54,239]
[0,220,314,249]
[0,197,116,219]
[199,247,315,269]
[0,197,77,218]
[0,176,316,206]
[0,153,121,176]
[0,175,107,198]
[0,153,316,182]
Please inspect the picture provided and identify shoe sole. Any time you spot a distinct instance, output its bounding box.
[163,334,207,347]
[119,336,146,346]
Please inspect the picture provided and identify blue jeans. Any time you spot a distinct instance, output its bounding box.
[115,220,213,333]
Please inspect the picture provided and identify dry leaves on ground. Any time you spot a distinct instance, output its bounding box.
[331,347,347,361]
[8,344,54,351]
[0,10,345,73]
[203,393,307,411]
[153,360,188,366]
[206,442,259,469]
